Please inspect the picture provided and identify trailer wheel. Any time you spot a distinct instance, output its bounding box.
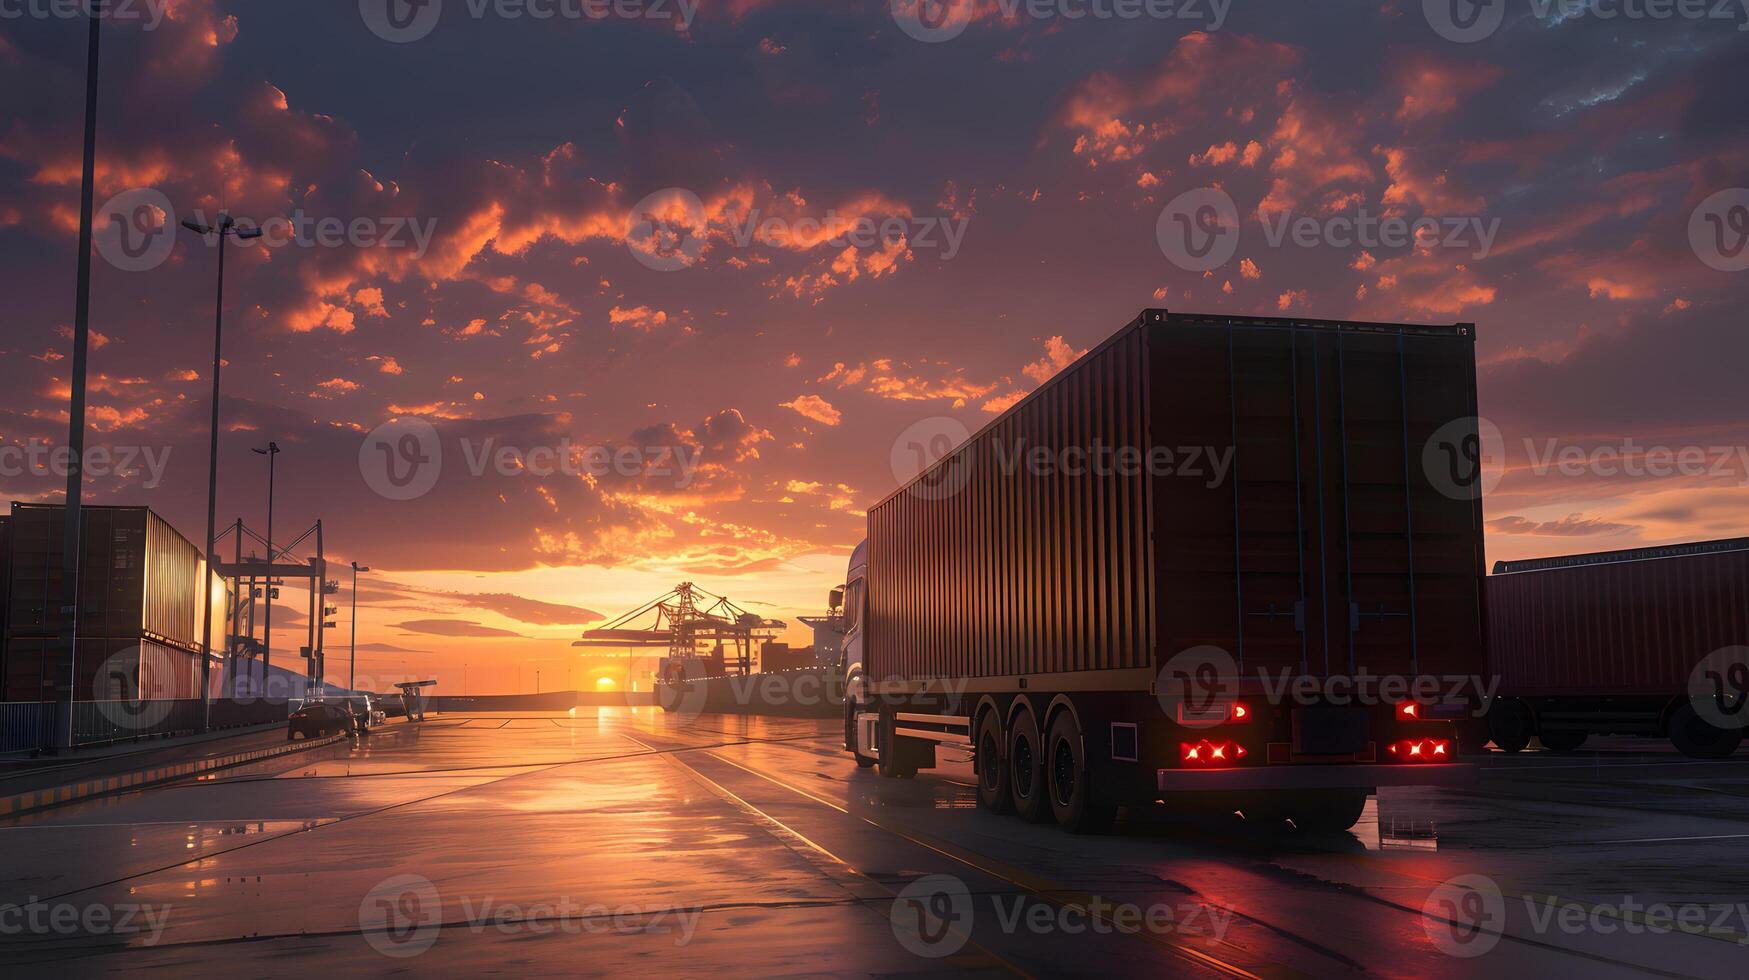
[845,698,877,769]
[1008,710,1052,823]
[1668,703,1744,759]
[876,707,917,779]
[1486,699,1533,754]
[1538,729,1588,753]
[975,711,1013,813]
[1046,711,1116,834]
[1286,789,1370,833]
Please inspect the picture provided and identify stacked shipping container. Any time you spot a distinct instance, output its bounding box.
[2,504,225,702]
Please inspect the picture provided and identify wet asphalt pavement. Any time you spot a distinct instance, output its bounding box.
[1,709,1746,978]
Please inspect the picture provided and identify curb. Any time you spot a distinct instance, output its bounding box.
[0,731,348,818]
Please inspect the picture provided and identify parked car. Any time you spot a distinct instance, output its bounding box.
[342,694,388,730]
[287,701,357,740]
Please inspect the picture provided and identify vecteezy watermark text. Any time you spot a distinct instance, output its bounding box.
[0,898,172,944]
[360,0,698,43]
[0,440,172,488]
[726,209,969,261]
[890,0,1230,43]
[358,874,701,958]
[358,418,701,501]
[1422,874,1749,958]
[890,874,1235,958]
[0,0,168,29]
[1423,0,1749,44]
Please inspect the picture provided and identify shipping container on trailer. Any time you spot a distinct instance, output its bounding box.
[3,503,215,703]
[835,310,1487,834]
[1484,537,1749,758]
[0,515,10,694]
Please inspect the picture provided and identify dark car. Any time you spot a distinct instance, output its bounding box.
[287,701,357,740]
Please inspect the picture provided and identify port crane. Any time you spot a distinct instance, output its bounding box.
[573,582,784,683]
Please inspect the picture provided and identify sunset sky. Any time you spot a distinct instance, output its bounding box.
[2,2,1745,693]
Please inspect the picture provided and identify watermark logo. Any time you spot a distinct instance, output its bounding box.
[655,655,713,723]
[890,0,974,42]
[361,0,443,42]
[1423,416,1507,500]
[359,874,442,957]
[1155,645,1239,730]
[1423,874,1506,957]
[1157,187,1240,273]
[1423,0,1508,42]
[362,0,697,39]
[891,416,972,501]
[1689,646,1749,729]
[93,187,176,272]
[891,874,974,957]
[1425,0,1749,42]
[360,418,443,501]
[626,187,707,272]
[891,0,1230,41]
[1690,188,1749,272]
[92,647,175,732]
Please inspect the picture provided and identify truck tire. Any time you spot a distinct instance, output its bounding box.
[876,707,917,779]
[1668,703,1744,759]
[975,710,1013,813]
[1008,709,1052,823]
[845,699,877,769]
[1046,711,1116,834]
[1538,729,1587,753]
[1287,789,1370,833]
[1487,699,1533,754]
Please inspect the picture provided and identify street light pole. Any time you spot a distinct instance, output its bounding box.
[183,214,261,733]
[252,442,279,689]
[51,0,106,753]
[349,561,370,691]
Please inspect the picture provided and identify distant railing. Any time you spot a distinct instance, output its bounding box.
[0,698,289,752]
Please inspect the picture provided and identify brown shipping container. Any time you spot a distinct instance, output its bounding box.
[867,309,1487,689]
[5,503,204,652]
[1487,538,1749,696]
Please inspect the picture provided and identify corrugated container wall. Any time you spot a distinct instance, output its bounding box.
[3,503,208,701]
[866,310,1486,688]
[1487,540,1749,695]
[869,325,1156,683]
[0,515,10,692]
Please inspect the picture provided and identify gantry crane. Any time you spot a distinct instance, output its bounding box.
[573,582,784,683]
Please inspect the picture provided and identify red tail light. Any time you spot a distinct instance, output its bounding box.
[1396,701,1425,721]
[1230,702,1250,721]
[1181,739,1248,766]
[1386,738,1450,762]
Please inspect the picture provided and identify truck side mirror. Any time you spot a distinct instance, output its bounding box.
[830,587,844,612]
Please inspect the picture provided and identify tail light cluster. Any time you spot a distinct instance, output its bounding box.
[1386,738,1450,762]
[1177,700,1251,725]
[1181,739,1248,766]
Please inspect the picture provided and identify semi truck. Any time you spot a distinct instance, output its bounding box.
[839,309,1485,833]
[1484,537,1749,758]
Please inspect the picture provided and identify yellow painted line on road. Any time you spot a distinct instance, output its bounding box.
[699,742,1268,980]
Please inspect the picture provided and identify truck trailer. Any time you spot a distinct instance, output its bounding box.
[839,309,1486,833]
[1485,537,1749,758]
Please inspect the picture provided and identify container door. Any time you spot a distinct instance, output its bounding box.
[1299,328,1485,680]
